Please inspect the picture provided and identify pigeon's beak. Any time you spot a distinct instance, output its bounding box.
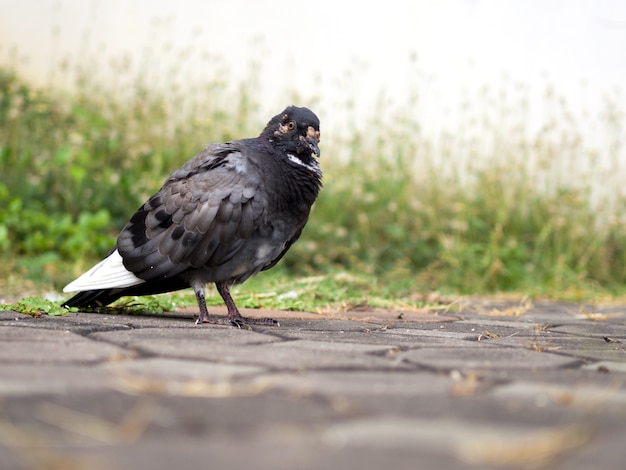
[307,138,321,158]
[306,126,321,158]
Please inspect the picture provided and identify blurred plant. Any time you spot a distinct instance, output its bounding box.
[1,57,625,299]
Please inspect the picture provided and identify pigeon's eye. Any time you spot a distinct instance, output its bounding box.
[287,121,296,131]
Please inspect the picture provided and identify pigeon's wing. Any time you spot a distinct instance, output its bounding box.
[117,143,267,281]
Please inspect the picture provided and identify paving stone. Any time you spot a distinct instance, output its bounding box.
[0,308,336,331]
[324,307,459,324]
[105,357,267,383]
[522,309,618,325]
[0,326,135,364]
[320,415,594,468]
[489,381,626,408]
[237,340,404,370]
[344,388,626,429]
[271,338,395,352]
[0,309,193,331]
[401,345,583,371]
[90,329,402,369]
[90,326,282,355]
[550,323,626,339]
[398,318,578,342]
[277,328,486,348]
[0,363,113,395]
[485,335,626,362]
[267,319,388,331]
[454,318,559,334]
[98,438,329,470]
[256,370,454,397]
[378,327,484,341]
[476,366,626,390]
[581,361,626,374]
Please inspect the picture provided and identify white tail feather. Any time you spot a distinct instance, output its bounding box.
[63,249,145,292]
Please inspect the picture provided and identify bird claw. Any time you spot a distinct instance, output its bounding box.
[194,314,279,328]
[229,318,252,330]
[229,315,279,328]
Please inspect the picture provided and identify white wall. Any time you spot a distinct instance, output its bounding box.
[1,0,625,147]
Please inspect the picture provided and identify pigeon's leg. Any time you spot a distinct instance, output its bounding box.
[193,284,238,326]
[215,281,279,327]
[193,285,212,325]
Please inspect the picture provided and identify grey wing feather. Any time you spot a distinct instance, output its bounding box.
[117,143,266,280]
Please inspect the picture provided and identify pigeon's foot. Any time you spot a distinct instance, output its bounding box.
[194,314,279,328]
[226,312,280,328]
[194,316,231,326]
[212,281,280,328]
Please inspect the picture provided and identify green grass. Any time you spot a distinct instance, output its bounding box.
[1,262,442,317]
[1,56,626,313]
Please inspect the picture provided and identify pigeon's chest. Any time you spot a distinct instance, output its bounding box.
[264,165,321,215]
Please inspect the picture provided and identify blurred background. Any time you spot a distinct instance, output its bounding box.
[1,0,626,304]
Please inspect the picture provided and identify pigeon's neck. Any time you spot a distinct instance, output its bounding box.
[286,153,322,177]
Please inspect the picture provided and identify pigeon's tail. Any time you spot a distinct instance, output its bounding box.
[62,289,124,309]
[61,277,191,310]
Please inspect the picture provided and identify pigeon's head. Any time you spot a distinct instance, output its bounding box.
[264,106,321,160]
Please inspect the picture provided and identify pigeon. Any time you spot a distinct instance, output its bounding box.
[62,105,322,326]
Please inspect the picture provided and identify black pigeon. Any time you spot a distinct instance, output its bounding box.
[62,105,322,326]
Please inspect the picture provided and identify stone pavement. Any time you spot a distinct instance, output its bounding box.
[0,300,625,469]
